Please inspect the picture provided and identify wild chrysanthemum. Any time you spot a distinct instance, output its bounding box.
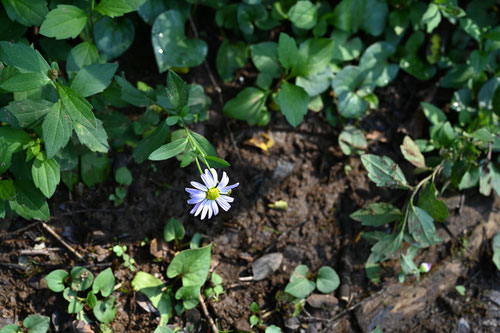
[185,168,239,220]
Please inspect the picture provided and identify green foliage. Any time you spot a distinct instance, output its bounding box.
[113,244,136,271]
[284,264,340,299]
[493,233,500,271]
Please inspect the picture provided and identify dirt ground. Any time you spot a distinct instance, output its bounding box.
[1,10,500,333]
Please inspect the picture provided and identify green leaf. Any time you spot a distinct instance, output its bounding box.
[71,63,119,97]
[0,324,20,333]
[278,33,298,70]
[284,265,315,299]
[166,70,189,110]
[421,102,446,125]
[164,217,185,242]
[40,5,87,39]
[42,102,73,159]
[93,268,116,297]
[400,136,426,168]
[331,31,363,62]
[6,98,52,128]
[66,41,100,75]
[493,233,500,271]
[362,0,388,36]
[316,266,340,293]
[287,1,317,30]
[205,155,230,167]
[251,42,282,78]
[418,182,449,223]
[115,166,132,186]
[0,7,26,41]
[295,67,334,97]
[399,32,436,80]
[0,141,12,176]
[167,245,212,287]
[216,41,248,82]
[0,180,15,200]
[63,288,84,313]
[22,315,50,333]
[338,125,367,155]
[223,87,267,125]
[175,285,200,310]
[152,9,207,71]
[2,0,48,26]
[0,41,50,74]
[149,138,188,161]
[115,75,154,107]
[94,16,135,60]
[138,0,191,25]
[366,231,403,263]
[71,266,94,291]
[421,3,441,33]
[361,154,409,189]
[350,202,403,226]
[32,155,60,198]
[275,83,309,127]
[293,38,334,77]
[440,64,475,89]
[44,269,68,292]
[266,325,282,333]
[131,271,172,325]
[0,127,31,153]
[95,0,147,17]
[0,72,50,92]
[408,205,441,247]
[80,152,111,187]
[86,290,97,308]
[74,120,109,153]
[478,77,500,111]
[133,121,170,163]
[93,297,117,324]
[58,84,96,129]
[329,0,363,33]
[9,180,49,220]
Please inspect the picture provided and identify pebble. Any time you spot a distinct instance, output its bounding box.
[457,318,470,333]
[251,252,283,281]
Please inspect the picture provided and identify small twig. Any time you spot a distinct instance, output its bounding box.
[41,222,85,262]
[199,294,219,333]
[0,262,27,270]
[238,276,253,282]
[19,248,62,256]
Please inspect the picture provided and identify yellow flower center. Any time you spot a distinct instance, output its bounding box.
[206,187,220,200]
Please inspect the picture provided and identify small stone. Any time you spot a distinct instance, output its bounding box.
[306,294,339,309]
[252,252,283,281]
[285,316,300,329]
[457,318,470,333]
[485,289,500,307]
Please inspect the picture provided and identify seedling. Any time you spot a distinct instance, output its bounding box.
[113,245,136,271]
[109,166,133,206]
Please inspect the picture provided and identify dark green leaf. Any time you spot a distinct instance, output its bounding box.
[361,154,409,189]
[251,42,282,78]
[115,166,132,186]
[0,41,50,74]
[316,266,340,293]
[418,182,449,222]
[115,75,154,107]
[166,70,189,110]
[366,231,403,263]
[6,98,52,128]
[71,266,94,291]
[2,0,48,26]
[32,155,60,198]
[42,102,73,159]
[8,180,49,220]
[440,64,475,89]
[94,16,135,60]
[223,87,267,125]
[92,268,115,297]
[350,202,403,226]
[216,41,249,82]
[275,83,309,127]
[277,33,298,70]
[93,297,117,324]
[421,102,446,124]
[362,0,388,36]
[292,38,334,77]
[22,315,50,333]
[95,0,147,17]
[164,217,185,242]
[149,138,188,161]
[66,41,99,75]
[0,72,50,92]
[71,63,119,97]
[74,119,109,153]
[133,121,170,163]
[167,245,212,287]
[58,84,96,129]
[174,286,200,310]
[408,205,441,247]
[80,152,111,187]
[44,269,68,293]
[0,180,15,200]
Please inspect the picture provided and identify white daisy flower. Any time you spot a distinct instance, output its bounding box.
[185,168,239,220]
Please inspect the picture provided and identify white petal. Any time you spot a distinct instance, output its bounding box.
[210,168,218,184]
[216,197,231,211]
[186,188,205,196]
[217,172,229,189]
[201,202,211,220]
[220,195,234,203]
[190,181,207,191]
[194,199,206,216]
[190,201,202,214]
[200,173,212,188]
[190,192,206,200]
[207,202,213,219]
[188,197,204,204]
[211,200,219,216]
[219,182,239,194]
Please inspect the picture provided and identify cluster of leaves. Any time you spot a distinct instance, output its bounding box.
[0,315,50,333]
[0,0,218,222]
[44,267,118,328]
[112,244,136,271]
[131,217,216,332]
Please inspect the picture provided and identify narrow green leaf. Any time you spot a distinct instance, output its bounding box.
[6,98,53,128]
[149,138,188,161]
[8,180,50,220]
[166,70,189,110]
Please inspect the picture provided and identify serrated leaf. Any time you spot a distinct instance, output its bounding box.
[401,136,426,168]
[0,41,50,74]
[92,268,115,297]
[42,102,73,159]
[8,180,49,220]
[2,0,48,26]
[361,154,409,189]
[6,98,52,128]
[44,269,68,293]
[58,84,96,129]
[0,72,50,92]
[350,202,403,226]
[40,5,87,39]
[284,265,315,299]
[275,83,309,127]
[32,155,60,198]
[167,245,211,287]
[366,231,403,263]
[316,266,340,293]
[149,138,188,161]
[95,0,147,17]
[74,120,109,153]
[71,63,119,97]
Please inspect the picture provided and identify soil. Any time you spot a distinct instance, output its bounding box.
[1,9,500,333]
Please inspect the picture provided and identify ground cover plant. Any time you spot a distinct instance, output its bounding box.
[0,0,499,332]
